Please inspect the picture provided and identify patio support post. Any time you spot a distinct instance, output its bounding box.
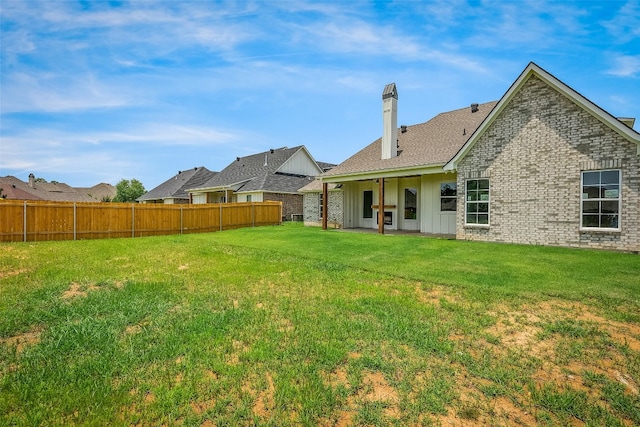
[322,182,328,230]
[23,201,27,242]
[378,178,384,234]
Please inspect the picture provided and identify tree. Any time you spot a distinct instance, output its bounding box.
[114,179,146,202]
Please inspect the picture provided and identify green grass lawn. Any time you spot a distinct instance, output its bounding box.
[1,223,639,426]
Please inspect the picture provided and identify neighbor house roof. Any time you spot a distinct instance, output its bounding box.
[445,62,640,170]
[322,101,498,182]
[0,176,111,202]
[137,167,217,202]
[190,146,326,194]
[75,183,117,201]
[0,177,42,200]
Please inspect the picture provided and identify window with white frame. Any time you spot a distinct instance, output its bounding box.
[440,182,457,212]
[581,169,621,230]
[465,179,489,225]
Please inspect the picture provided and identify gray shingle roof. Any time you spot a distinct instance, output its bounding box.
[138,167,217,201]
[323,101,498,178]
[192,146,318,194]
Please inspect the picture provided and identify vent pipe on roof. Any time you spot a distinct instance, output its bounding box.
[264,154,268,167]
[382,83,398,160]
[401,125,407,133]
[28,173,35,188]
[270,148,274,153]
[236,157,240,162]
[471,103,479,113]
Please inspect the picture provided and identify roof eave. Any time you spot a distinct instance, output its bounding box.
[187,178,255,194]
[321,164,448,183]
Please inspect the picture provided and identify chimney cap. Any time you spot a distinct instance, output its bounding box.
[382,83,397,100]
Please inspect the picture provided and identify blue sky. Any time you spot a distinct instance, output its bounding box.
[1,0,639,189]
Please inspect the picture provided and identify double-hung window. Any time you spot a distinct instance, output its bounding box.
[465,179,489,225]
[581,170,621,230]
[440,182,457,212]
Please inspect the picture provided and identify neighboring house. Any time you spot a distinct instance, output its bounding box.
[0,174,116,202]
[137,167,217,204]
[188,146,330,220]
[318,62,640,251]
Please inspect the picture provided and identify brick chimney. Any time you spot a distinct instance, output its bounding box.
[382,83,398,160]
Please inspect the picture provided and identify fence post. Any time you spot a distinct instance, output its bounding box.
[180,206,183,235]
[73,203,77,241]
[252,203,255,227]
[219,203,223,231]
[23,201,27,242]
[132,204,135,238]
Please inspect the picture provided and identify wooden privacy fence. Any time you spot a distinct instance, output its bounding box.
[0,200,283,242]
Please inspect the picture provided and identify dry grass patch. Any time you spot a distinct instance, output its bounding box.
[1,325,43,355]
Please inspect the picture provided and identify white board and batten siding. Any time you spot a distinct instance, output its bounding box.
[420,173,457,235]
[277,148,324,176]
[192,194,207,204]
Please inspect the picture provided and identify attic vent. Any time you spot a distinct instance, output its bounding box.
[471,103,479,113]
[400,125,407,133]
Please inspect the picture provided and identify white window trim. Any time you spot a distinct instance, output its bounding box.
[464,178,490,228]
[580,169,622,232]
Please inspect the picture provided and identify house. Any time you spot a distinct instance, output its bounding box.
[317,63,640,251]
[188,146,332,220]
[0,174,116,202]
[137,167,217,204]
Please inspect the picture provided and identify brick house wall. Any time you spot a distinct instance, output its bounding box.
[303,191,344,228]
[263,192,303,221]
[456,75,640,251]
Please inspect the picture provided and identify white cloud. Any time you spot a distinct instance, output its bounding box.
[1,72,136,113]
[601,0,640,42]
[606,55,640,77]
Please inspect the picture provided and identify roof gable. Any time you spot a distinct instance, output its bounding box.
[276,146,324,176]
[445,62,640,170]
[138,167,217,201]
